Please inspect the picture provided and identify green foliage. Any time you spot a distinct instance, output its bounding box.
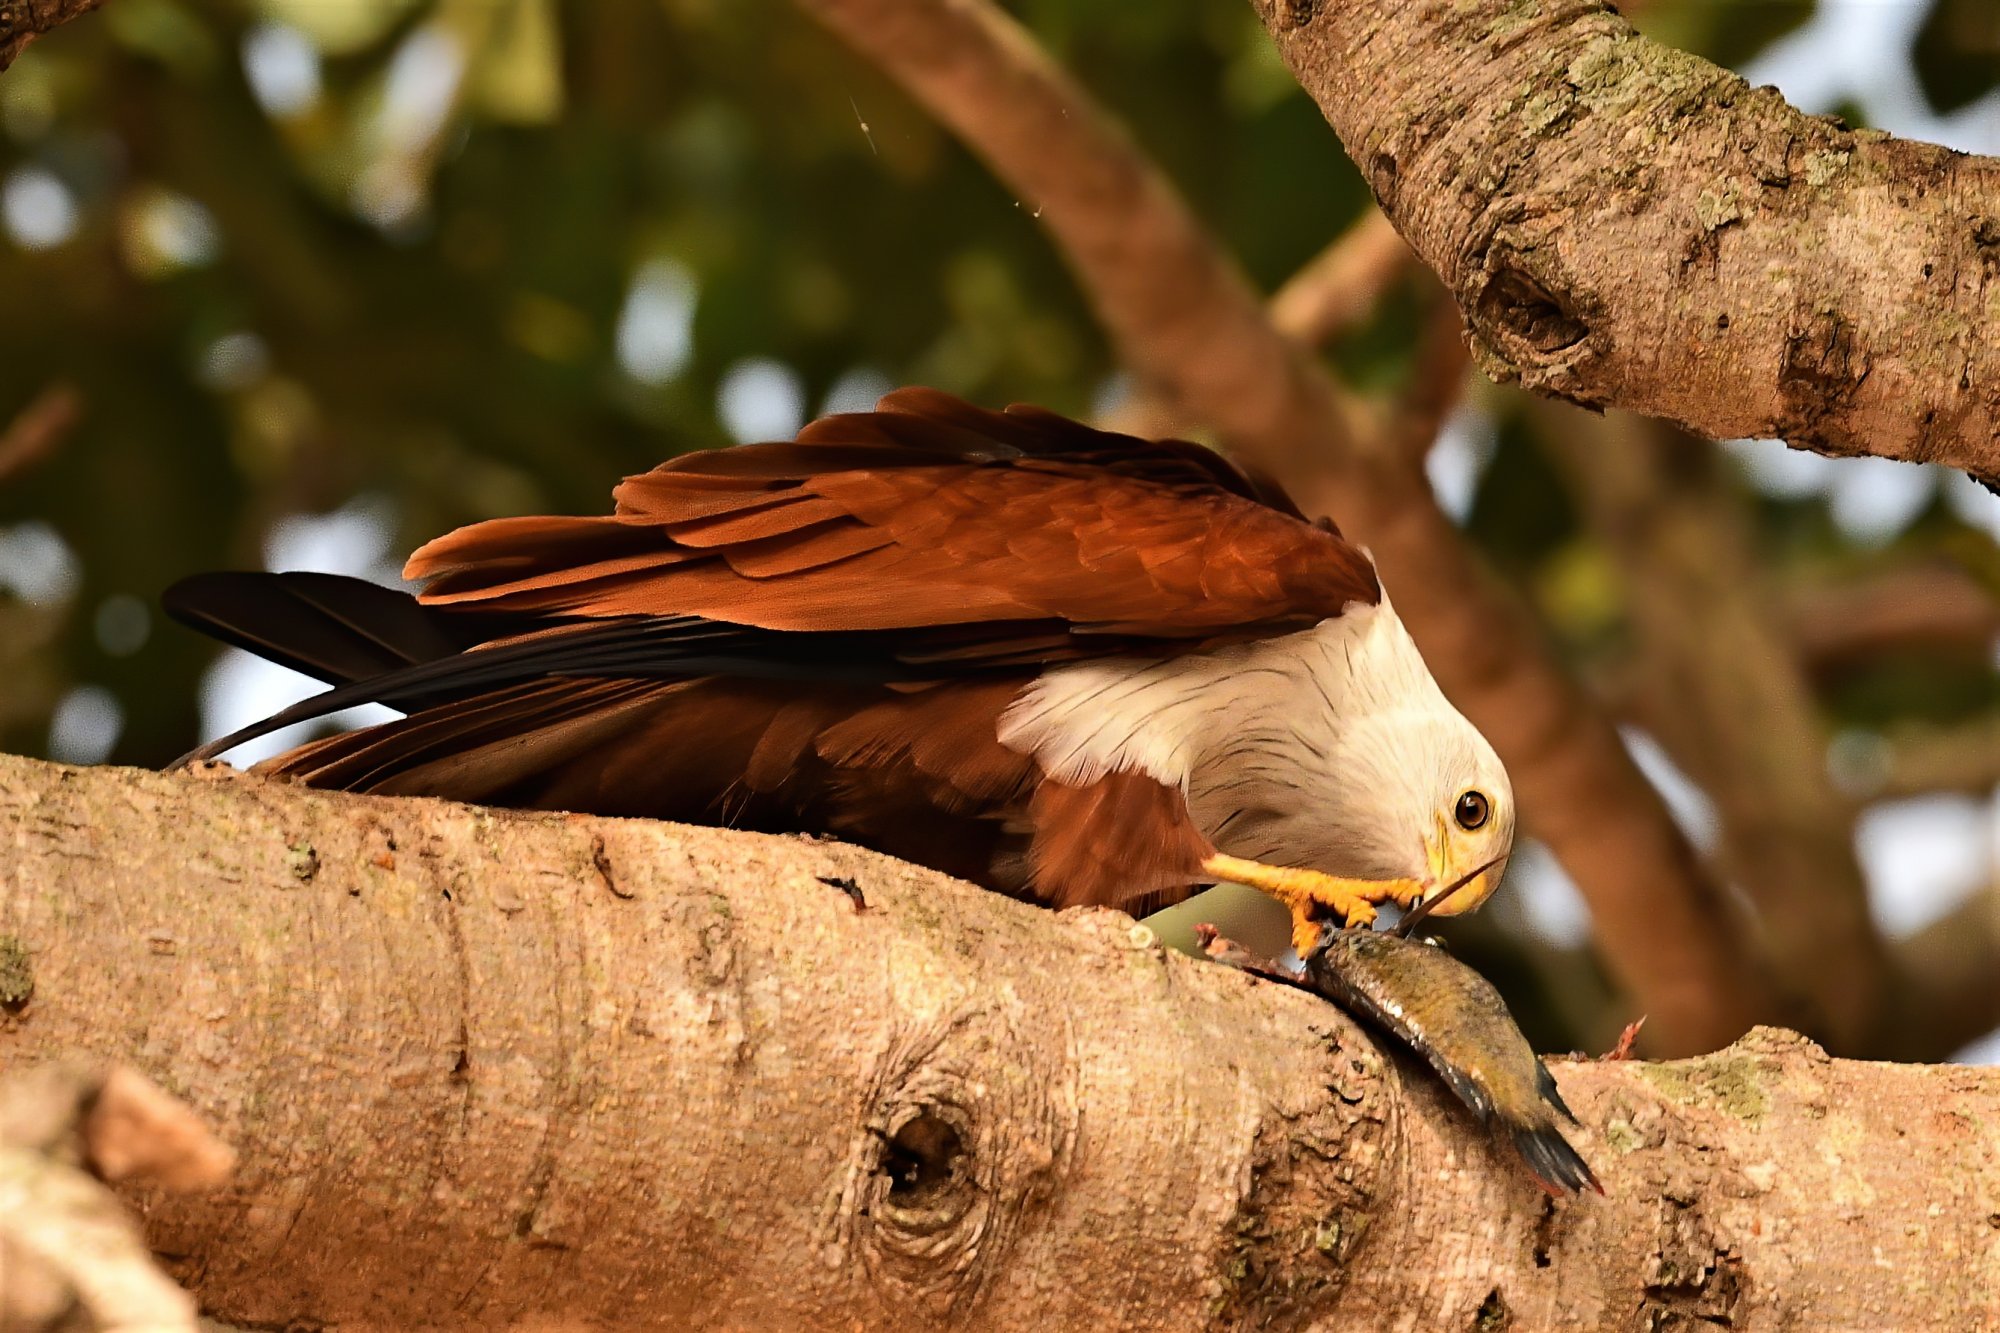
[1636,0,1816,73]
[1914,0,2000,115]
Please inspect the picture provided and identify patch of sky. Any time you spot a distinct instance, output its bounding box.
[242,23,323,119]
[94,594,150,658]
[2,167,78,250]
[717,358,806,443]
[615,259,698,385]
[1620,726,1720,852]
[47,685,123,765]
[823,367,897,417]
[0,521,82,607]
[1855,791,1997,940]
[1508,839,1592,949]
[1427,402,1499,524]
[198,332,272,393]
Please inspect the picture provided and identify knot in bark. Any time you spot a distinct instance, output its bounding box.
[1476,266,1592,360]
[1777,307,1871,455]
[842,1005,1077,1316]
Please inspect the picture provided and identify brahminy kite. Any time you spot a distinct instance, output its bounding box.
[167,389,1514,951]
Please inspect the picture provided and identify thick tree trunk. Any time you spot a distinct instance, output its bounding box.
[1,754,1997,1329]
[1252,0,2000,482]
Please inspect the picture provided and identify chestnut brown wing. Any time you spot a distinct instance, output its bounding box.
[406,388,1379,646]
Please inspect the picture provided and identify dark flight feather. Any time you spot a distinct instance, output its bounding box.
[163,570,492,687]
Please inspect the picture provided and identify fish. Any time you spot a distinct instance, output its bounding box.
[1304,928,1601,1195]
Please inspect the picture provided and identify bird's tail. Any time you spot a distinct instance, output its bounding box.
[164,574,762,812]
[163,570,531,766]
[164,570,504,688]
[163,569,936,769]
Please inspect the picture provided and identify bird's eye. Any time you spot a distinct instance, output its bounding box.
[1454,790,1490,831]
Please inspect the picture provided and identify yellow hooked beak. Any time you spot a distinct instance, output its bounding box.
[1406,814,1509,922]
[1416,855,1507,918]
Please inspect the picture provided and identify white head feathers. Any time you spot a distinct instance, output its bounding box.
[998,597,1514,890]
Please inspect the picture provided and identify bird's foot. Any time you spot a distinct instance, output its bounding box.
[1199,853,1421,956]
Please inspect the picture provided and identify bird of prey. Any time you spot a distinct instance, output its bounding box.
[167,389,1514,953]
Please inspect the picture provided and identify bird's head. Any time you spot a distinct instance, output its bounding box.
[1407,715,1514,920]
[1316,706,1516,920]
[1305,596,1517,920]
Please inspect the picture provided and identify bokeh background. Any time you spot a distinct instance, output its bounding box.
[0,0,1994,1056]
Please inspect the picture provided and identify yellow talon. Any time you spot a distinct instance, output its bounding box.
[1286,903,1358,958]
[1201,853,1420,955]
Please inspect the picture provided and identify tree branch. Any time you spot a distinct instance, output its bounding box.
[1271,206,1419,350]
[2,756,1998,1327]
[1106,206,1417,441]
[0,0,104,70]
[1783,563,2000,673]
[1377,292,1475,461]
[795,0,1779,1054]
[3,752,2000,1320]
[0,383,81,489]
[1865,715,2000,801]
[1889,882,2000,1063]
[1251,0,2000,480]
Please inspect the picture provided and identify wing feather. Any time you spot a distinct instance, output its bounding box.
[407,390,1377,645]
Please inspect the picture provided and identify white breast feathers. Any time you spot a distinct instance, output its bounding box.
[995,597,1484,873]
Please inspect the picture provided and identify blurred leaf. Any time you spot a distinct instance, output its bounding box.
[1637,0,1815,72]
[1913,0,2000,115]
[103,0,219,77]
[506,290,593,362]
[456,0,563,125]
[1220,20,1299,117]
[1467,413,1580,575]
[254,0,422,56]
[1538,539,1624,642]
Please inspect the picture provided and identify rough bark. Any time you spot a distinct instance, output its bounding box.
[2,756,1999,1330]
[794,0,1780,1056]
[0,0,102,70]
[1541,411,1886,1051]
[1251,0,2000,482]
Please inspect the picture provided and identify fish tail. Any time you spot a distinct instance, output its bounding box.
[1510,1123,1603,1196]
[1538,1061,1582,1125]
